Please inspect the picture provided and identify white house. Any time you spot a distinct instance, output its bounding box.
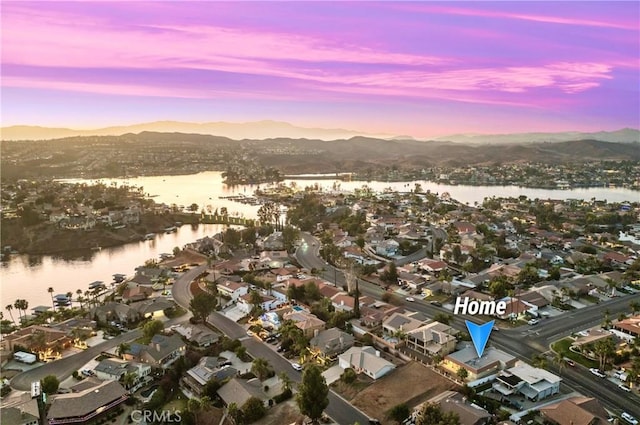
[493,362,561,401]
[216,280,249,302]
[376,239,400,256]
[338,346,396,380]
[237,293,282,315]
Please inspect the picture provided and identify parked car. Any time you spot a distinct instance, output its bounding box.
[621,413,639,425]
[527,319,539,326]
[405,297,415,302]
[246,330,255,337]
[430,301,442,307]
[619,384,631,392]
[589,368,606,378]
[291,362,303,371]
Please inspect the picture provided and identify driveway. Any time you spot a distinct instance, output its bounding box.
[322,365,344,385]
[223,305,246,322]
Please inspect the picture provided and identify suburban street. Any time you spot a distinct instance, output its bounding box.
[171,262,373,425]
[9,265,206,392]
[295,232,640,417]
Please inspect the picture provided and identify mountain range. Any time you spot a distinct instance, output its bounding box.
[1,121,638,144]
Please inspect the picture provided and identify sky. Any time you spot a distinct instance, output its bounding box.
[1,1,639,138]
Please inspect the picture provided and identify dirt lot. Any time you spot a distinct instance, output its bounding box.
[161,248,207,267]
[351,362,459,424]
[254,400,306,425]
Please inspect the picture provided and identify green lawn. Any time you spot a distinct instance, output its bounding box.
[580,295,601,304]
[551,338,598,368]
[163,389,188,412]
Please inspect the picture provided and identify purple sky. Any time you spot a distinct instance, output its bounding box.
[2,1,639,138]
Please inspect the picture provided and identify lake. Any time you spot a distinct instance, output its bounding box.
[2,171,637,315]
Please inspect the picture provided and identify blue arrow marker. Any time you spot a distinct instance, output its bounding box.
[466,320,495,358]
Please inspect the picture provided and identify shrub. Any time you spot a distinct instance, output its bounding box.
[273,388,292,403]
[341,368,357,384]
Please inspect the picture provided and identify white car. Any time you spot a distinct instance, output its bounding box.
[589,368,606,378]
[618,383,631,392]
[291,362,303,371]
[406,297,415,302]
[527,319,539,326]
[622,412,639,425]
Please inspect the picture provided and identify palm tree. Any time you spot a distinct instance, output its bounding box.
[278,371,292,392]
[122,372,137,390]
[5,305,16,326]
[251,358,272,381]
[48,287,55,311]
[117,343,131,358]
[66,292,73,307]
[630,301,640,315]
[76,289,84,310]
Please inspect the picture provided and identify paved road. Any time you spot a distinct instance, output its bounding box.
[208,312,371,425]
[296,232,640,417]
[10,267,205,392]
[170,260,371,425]
[11,328,143,391]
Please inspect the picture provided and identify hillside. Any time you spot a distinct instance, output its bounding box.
[1,131,638,180]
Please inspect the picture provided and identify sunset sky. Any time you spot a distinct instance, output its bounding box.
[2,1,639,138]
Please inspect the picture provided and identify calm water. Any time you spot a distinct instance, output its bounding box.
[1,224,230,313]
[2,171,637,315]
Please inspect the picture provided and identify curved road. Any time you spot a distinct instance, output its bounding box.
[171,262,372,425]
[295,232,640,417]
[10,267,202,391]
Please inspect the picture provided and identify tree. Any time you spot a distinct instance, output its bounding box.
[41,375,60,395]
[341,368,357,384]
[278,371,292,392]
[296,364,329,424]
[117,343,130,358]
[48,287,55,311]
[553,351,565,375]
[387,403,411,424]
[122,372,137,390]
[249,290,263,316]
[243,396,267,423]
[593,337,616,370]
[5,305,16,327]
[203,378,221,399]
[381,262,399,284]
[456,368,469,381]
[416,403,460,425]
[434,313,452,325]
[142,320,164,340]
[189,292,217,323]
[251,358,273,381]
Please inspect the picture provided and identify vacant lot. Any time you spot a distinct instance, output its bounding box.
[351,362,458,424]
[254,400,305,425]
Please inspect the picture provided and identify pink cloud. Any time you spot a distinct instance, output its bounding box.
[398,4,638,31]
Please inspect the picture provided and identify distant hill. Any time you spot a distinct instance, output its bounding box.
[0,120,395,141]
[433,128,640,145]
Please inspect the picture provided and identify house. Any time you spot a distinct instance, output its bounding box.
[376,239,400,256]
[540,396,609,425]
[90,302,139,324]
[122,286,153,303]
[237,293,282,315]
[181,357,238,397]
[263,232,284,251]
[216,280,249,302]
[493,362,561,401]
[419,391,491,425]
[282,311,326,337]
[1,405,39,425]
[0,325,72,354]
[454,222,477,235]
[217,378,269,408]
[134,297,175,319]
[613,314,640,338]
[406,321,458,357]
[46,381,128,425]
[496,298,533,320]
[338,346,396,380]
[419,259,448,274]
[126,334,185,369]
[383,312,427,336]
[309,327,355,358]
[397,271,427,290]
[442,345,517,381]
[93,358,151,384]
[173,324,221,347]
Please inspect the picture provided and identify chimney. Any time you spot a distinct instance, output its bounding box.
[375,350,380,357]
[313,329,319,338]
